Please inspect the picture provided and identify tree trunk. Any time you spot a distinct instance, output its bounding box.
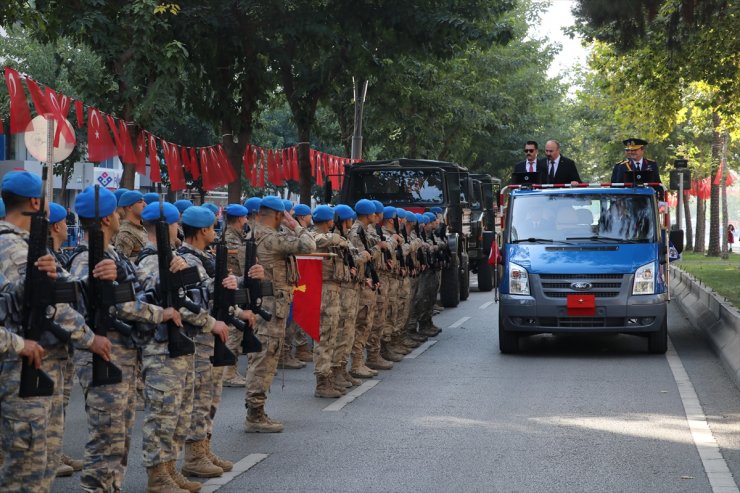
[694,195,706,253]
[683,191,693,251]
[720,130,729,259]
[222,123,250,204]
[297,129,312,205]
[707,112,722,256]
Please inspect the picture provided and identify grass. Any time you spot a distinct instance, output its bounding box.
[674,251,740,308]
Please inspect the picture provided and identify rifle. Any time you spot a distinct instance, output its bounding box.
[357,226,379,289]
[241,237,266,354]
[154,193,196,358]
[334,215,356,275]
[392,217,405,271]
[19,165,79,397]
[87,185,135,386]
[374,224,391,265]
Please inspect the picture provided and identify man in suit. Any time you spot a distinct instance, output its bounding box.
[512,141,546,184]
[544,140,581,184]
[610,138,661,183]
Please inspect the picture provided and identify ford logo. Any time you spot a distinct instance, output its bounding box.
[570,282,592,291]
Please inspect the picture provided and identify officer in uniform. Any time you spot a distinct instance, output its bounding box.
[0,171,112,493]
[611,138,661,183]
[68,186,184,492]
[222,203,249,387]
[244,197,316,433]
[135,201,230,492]
[115,190,148,262]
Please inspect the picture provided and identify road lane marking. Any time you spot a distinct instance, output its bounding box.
[200,453,269,493]
[323,380,380,412]
[666,337,739,493]
[405,340,438,359]
[479,301,494,310]
[448,316,470,328]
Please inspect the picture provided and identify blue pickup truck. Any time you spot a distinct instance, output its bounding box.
[497,184,679,354]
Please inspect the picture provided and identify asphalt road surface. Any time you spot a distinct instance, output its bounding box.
[54,278,740,492]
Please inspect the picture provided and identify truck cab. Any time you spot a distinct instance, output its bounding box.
[497,184,674,354]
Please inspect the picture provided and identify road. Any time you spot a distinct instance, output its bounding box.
[54,278,740,492]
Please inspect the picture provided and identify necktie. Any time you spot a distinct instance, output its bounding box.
[634,160,640,171]
[528,161,534,172]
[548,161,555,183]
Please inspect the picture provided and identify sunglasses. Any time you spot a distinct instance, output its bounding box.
[524,149,536,153]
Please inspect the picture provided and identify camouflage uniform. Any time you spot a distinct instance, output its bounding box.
[347,221,378,374]
[0,221,96,493]
[403,228,425,334]
[245,222,315,415]
[224,226,246,363]
[330,236,361,380]
[114,219,147,263]
[366,225,399,363]
[418,229,443,333]
[68,242,166,492]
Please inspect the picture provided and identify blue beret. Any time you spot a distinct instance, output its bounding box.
[49,203,67,224]
[0,198,5,218]
[143,192,160,205]
[293,204,311,217]
[75,186,117,219]
[334,204,354,221]
[415,213,424,223]
[371,200,384,214]
[430,207,442,214]
[114,188,129,202]
[282,200,293,212]
[2,171,41,198]
[119,190,144,207]
[182,206,216,228]
[173,199,193,213]
[355,199,376,216]
[202,203,219,215]
[260,196,285,212]
[244,197,262,214]
[405,211,417,223]
[383,206,397,218]
[424,212,436,220]
[142,201,180,224]
[396,207,406,217]
[312,205,334,222]
[225,204,248,217]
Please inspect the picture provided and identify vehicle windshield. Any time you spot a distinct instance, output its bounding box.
[509,193,656,242]
[347,169,445,205]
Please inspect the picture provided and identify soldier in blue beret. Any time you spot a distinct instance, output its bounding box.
[202,203,219,216]
[174,199,193,214]
[115,190,147,262]
[48,203,70,267]
[429,206,442,215]
[260,196,285,213]
[114,188,130,202]
[244,197,262,215]
[312,205,334,223]
[141,201,180,225]
[293,203,311,218]
[143,192,160,205]
[0,197,5,219]
[354,199,375,216]
[282,199,293,213]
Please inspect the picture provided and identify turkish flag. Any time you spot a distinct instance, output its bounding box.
[292,257,324,341]
[25,77,49,116]
[87,108,117,162]
[216,145,237,183]
[44,87,74,146]
[4,67,33,134]
[74,100,84,128]
[134,131,147,175]
[258,148,266,187]
[118,120,136,165]
[148,133,161,182]
[566,294,596,317]
[164,141,186,191]
[189,147,200,180]
[488,240,502,265]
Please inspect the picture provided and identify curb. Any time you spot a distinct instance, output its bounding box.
[670,266,740,392]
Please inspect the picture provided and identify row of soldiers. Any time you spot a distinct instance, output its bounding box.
[0,170,447,493]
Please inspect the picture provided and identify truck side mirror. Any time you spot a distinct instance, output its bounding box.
[669,229,684,254]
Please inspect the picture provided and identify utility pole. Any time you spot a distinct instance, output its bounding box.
[350,78,368,161]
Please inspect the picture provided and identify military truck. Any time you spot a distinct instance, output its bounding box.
[339,158,471,307]
[468,173,501,292]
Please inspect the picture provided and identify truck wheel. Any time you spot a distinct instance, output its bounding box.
[477,259,493,292]
[648,318,668,354]
[459,254,470,301]
[499,315,519,353]
[440,254,460,307]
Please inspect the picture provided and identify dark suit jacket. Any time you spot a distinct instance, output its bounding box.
[544,156,581,184]
[513,158,546,184]
[610,158,661,183]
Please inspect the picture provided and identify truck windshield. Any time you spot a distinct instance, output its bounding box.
[348,169,444,205]
[509,193,656,243]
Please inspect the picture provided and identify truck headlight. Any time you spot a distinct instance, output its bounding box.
[632,262,655,295]
[509,262,530,295]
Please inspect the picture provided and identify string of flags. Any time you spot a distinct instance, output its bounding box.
[2,66,354,191]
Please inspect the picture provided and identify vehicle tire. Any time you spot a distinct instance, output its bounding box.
[499,314,519,354]
[477,259,493,292]
[440,254,460,307]
[648,317,668,354]
[459,254,470,301]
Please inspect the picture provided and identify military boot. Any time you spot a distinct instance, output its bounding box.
[182,440,223,478]
[314,374,343,398]
[381,343,404,362]
[349,352,376,378]
[62,453,83,472]
[205,438,233,472]
[294,344,313,363]
[56,463,74,477]
[389,336,412,355]
[277,345,305,369]
[332,366,353,389]
[147,463,188,493]
[366,351,394,370]
[166,461,202,492]
[222,365,246,387]
[340,364,362,386]
[244,406,284,433]
[408,331,428,343]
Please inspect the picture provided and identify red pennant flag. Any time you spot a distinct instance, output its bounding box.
[243,144,252,181]
[315,157,323,186]
[165,141,186,191]
[4,67,33,134]
[134,131,147,175]
[25,77,49,116]
[291,149,299,182]
[713,161,724,186]
[44,87,75,146]
[118,120,136,165]
[258,149,266,187]
[292,257,324,341]
[148,133,161,183]
[216,145,238,183]
[199,147,213,190]
[189,147,200,180]
[181,146,192,176]
[104,114,123,157]
[87,108,117,162]
[74,100,84,128]
[207,147,224,188]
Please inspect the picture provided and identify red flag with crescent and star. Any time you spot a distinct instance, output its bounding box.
[87,108,117,162]
[4,67,33,134]
[292,256,323,341]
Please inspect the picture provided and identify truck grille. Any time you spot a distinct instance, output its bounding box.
[538,317,625,328]
[539,274,624,299]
